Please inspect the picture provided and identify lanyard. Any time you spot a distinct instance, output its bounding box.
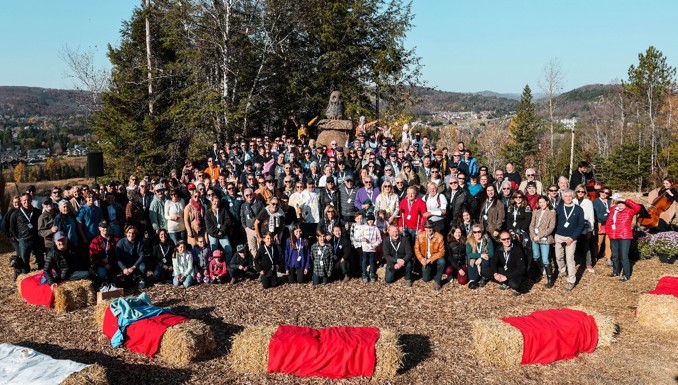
[333,238,340,254]
[160,243,170,260]
[563,204,575,222]
[366,188,374,201]
[345,187,354,203]
[536,209,546,227]
[20,207,33,222]
[504,247,511,270]
[600,198,609,213]
[297,239,303,250]
[390,239,401,253]
[264,245,274,265]
[484,199,493,215]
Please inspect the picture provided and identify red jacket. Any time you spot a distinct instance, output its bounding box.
[604,200,641,239]
[399,197,427,231]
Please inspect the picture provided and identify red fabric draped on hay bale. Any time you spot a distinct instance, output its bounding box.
[20,272,54,308]
[267,325,380,379]
[647,276,678,298]
[102,306,188,358]
[501,308,598,365]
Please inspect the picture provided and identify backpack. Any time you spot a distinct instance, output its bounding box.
[424,193,442,208]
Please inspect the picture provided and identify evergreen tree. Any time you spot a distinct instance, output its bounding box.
[502,84,539,171]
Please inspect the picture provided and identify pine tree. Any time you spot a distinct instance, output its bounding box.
[502,85,539,171]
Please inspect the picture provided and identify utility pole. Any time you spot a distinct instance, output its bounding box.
[568,125,575,181]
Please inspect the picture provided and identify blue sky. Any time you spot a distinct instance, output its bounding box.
[1,1,677,94]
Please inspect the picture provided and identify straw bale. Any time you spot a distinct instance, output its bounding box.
[228,326,276,374]
[53,279,96,312]
[471,318,523,368]
[157,319,216,367]
[637,293,678,332]
[15,271,42,297]
[93,299,215,367]
[373,328,403,378]
[229,326,402,378]
[60,363,109,385]
[569,306,617,347]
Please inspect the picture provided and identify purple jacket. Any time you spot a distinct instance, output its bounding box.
[283,239,311,270]
[354,187,380,210]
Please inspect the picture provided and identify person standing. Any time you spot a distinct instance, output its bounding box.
[554,190,585,291]
[254,232,280,289]
[592,188,613,266]
[605,193,641,281]
[10,193,44,274]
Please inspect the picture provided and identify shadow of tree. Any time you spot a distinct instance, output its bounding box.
[16,341,192,385]
[397,334,431,374]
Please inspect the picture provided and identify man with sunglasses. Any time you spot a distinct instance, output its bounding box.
[489,231,525,296]
[518,168,543,195]
[240,188,263,256]
[573,185,596,273]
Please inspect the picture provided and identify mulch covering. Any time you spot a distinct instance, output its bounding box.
[2,238,678,384]
[267,325,380,378]
[501,308,599,365]
[636,275,678,332]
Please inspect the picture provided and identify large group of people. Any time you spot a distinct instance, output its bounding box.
[1,126,676,295]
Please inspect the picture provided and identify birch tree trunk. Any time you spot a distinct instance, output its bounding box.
[145,0,154,115]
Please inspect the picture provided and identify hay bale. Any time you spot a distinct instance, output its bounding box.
[472,318,523,368]
[16,271,95,312]
[60,363,108,385]
[229,326,277,374]
[93,300,215,367]
[472,308,617,368]
[373,329,404,379]
[157,319,216,367]
[53,279,96,313]
[228,326,402,378]
[637,293,678,332]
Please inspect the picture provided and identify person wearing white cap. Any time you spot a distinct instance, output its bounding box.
[43,231,90,286]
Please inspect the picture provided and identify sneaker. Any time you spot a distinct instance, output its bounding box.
[343,275,350,282]
[619,276,629,282]
[558,271,567,278]
[479,278,488,288]
[608,272,618,278]
[512,289,522,296]
[606,259,613,266]
[499,283,509,290]
[99,283,110,293]
[405,280,413,287]
[433,282,441,290]
[230,277,237,284]
[564,282,575,291]
[362,276,369,283]
[468,281,479,290]
[370,276,377,283]
[586,266,595,273]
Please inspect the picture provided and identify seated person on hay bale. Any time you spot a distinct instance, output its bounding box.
[43,231,91,287]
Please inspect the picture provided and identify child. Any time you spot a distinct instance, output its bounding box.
[349,212,365,277]
[192,236,212,283]
[361,214,382,282]
[283,224,310,284]
[254,232,280,289]
[173,240,194,288]
[375,209,389,234]
[208,249,228,284]
[229,244,256,284]
[311,229,333,287]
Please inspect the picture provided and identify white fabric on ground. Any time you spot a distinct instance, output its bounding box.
[0,343,89,385]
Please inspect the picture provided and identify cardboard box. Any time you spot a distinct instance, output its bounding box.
[97,288,124,303]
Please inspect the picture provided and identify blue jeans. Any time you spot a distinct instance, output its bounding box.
[531,242,551,265]
[362,251,377,278]
[18,238,44,274]
[384,259,413,283]
[95,266,115,283]
[169,231,186,245]
[173,275,194,288]
[467,258,491,283]
[208,235,232,263]
[421,258,446,284]
[312,274,329,285]
[610,239,632,278]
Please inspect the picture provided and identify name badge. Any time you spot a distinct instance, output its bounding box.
[512,221,517,228]
[297,256,302,262]
[611,225,616,230]
[483,215,488,221]
[347,199,352,203]
[319,260,324,267]
[564,221,570,228]
[534,229,539,234]
[27,223,33,230]
[406,215,411,220]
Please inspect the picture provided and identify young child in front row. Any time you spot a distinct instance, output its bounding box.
[192,235,212,283]
[208,249,228,283]
[173,240,194,288]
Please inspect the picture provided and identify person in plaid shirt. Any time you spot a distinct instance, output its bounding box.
[311,229,333,287]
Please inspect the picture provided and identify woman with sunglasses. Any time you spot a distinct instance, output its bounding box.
[592,188,613,266]
[374,181,399,223]
[574,184,596,273]
[398,162,420,189]
[528,195,556,287]
[466,224,493,289]
[506,190,532,248]
[317,205,343,235]
[480,185,505,241]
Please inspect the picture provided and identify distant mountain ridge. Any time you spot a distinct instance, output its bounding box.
[411,87,520,116]
[0,86,88,117]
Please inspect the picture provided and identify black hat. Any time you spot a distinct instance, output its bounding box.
[244,160,253,166]
[325,176,335,184]
[98,220,110,228]
[236,244,246,253]
[526,181,537,188]
[265,174,276,182]
[91,183,100,190]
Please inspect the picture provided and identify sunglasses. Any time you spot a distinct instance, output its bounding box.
[472,230,482,234]
[600,191,610,195]
[526,174,535,177]
[500,238,511,241]
[227,187,235,190]
[396,181,404,184]
[244,194,252,197]
[270,203,278,207]
[450,182,458,185]
[548,189,557,192]
[502,188,511,190]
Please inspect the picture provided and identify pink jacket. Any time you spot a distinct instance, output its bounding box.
[604,200,641,239]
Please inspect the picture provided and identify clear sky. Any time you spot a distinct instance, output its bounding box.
[1,0,677,94]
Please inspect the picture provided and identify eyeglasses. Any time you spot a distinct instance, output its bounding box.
[227,187,235,190]
[526,174,535,177]
[270,203,278,207]
[472,230,482,234]
[548,189,557,192]
[431,170,439,174]
[450,182,458,185]
[500,238,511,241]
[600,191,610,195]
[502,188,511,190]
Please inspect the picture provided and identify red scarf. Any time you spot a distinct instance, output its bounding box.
[190,198,204,227]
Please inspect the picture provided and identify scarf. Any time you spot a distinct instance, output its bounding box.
[190,198,204,227]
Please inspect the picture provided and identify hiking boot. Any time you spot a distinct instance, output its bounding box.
[370,276,377,283]
[479,278,489,288]
[608,272,618,278]
[468,281,479,290]
[343,275,350,282]
[405,280,413,287]
[138,280,146,290]
[512,289,522,296]
[564,282,575,291]
[362,276,369,283]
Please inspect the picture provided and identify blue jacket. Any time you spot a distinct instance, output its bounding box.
[283,239,311,270]
[116,237,145,270]
[554,203,585,239]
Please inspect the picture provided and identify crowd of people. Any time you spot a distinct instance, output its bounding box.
[1,127,676,295]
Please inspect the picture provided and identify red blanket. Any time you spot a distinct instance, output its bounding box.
[20,273,54,308]
[501,308,598,365]
[102,307,189,358]
[647,276,678,298]
[267,325,380,379]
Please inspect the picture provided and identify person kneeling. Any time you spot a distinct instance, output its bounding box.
[228,244,257,284]
[489,231,526,296]
[414,221,446,290]
[383,225,414,287]
[44,231,90,287]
